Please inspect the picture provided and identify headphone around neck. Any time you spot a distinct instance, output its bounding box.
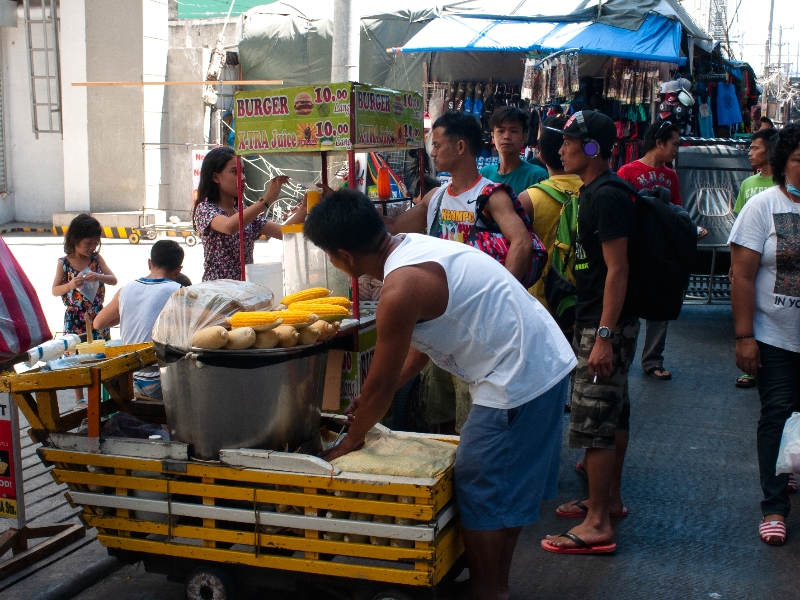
[575,111,601,158]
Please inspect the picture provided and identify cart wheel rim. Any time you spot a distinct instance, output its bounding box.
[146,231,158,240]
[186,235,198,247]
[185,566,234,600]
[128,233,140,244]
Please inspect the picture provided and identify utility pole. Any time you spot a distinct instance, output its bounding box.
[331,0,360,83]
[763,0,775,116]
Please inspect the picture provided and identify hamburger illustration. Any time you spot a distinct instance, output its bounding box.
[294,92,314,116]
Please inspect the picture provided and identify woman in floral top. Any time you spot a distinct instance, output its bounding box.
[193,147,307,281]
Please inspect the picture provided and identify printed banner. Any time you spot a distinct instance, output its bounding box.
[0,399,18,520]
[234,83,423,154]
[191,148,210,203]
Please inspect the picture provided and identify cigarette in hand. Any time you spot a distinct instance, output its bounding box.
[592,375,598,383]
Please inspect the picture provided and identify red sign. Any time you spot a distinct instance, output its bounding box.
[0,400,18,520]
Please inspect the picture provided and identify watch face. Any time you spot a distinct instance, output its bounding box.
[598,326,611,339]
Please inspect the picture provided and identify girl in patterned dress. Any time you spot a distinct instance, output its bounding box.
[51,214,118,406]
[193,147,308,282]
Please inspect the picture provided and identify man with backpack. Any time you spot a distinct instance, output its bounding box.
[542,110,640,555]
[518,114,583,337]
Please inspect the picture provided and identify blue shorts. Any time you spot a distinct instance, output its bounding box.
[454,376,568,530]
[133,377,162,400]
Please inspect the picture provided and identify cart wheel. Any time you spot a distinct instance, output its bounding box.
[185,235,198,247]
[128,232,140,244]
[185,566,236,600]
[371,591,414,600]
[146,230,158,240]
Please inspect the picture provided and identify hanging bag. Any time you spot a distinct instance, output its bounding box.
[0,238,52,362]
[777,413,800,475]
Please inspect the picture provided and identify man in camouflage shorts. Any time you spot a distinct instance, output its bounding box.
[541,111,641,555]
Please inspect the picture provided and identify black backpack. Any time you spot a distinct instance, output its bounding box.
[592,178,698,321]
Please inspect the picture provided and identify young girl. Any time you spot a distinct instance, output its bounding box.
[51,214,117,406]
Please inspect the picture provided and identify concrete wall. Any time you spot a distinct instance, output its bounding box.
[0,6,65,224]
[85,0,144,213]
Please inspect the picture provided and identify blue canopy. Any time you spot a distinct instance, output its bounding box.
[389,12,686,65]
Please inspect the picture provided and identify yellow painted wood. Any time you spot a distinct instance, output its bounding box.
[98,353,149,381]
[42,449,161,473]
[202,477,216,548]
[114,468,131,535]
[10,392,46,431]
[36,390,63,431]
[102,344,153,359]
[98,535,435,586]
[1,369,93,392]
[429,523,464,586]
[52,470,437,521]
[303,487,319,560]
[84,515,433,562]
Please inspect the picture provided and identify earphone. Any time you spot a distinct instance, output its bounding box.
[574,111,601,158]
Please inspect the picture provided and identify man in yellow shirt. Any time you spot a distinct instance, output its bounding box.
[518,115,583,328]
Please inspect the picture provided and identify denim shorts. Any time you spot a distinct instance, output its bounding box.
[454,377,568,530]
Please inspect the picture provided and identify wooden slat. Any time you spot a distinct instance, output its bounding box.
[52,470,437,520]
[1,369,93,393]
[84,515,434,561]
[97,535,434,586]
[10,392,46,431]
[35,390,62,431]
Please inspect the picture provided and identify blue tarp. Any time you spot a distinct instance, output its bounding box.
[391,12,686,65]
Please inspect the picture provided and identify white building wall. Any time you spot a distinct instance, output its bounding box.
[143,0,168,210]
[60,0,90,212]
[0,5,64,223]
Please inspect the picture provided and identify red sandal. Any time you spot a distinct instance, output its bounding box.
[759,519,787,546]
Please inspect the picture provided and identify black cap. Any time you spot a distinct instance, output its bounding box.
[544,110,616,156]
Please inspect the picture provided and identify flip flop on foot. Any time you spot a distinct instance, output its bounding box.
[645,366,671,380]
[735,374,757,389]
[759,519,786,546]
[555,500,628,519]
[541,532,617,555]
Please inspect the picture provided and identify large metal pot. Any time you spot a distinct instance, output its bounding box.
[155,342,330,460]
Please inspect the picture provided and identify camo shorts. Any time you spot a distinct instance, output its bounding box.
[568,317,640,450]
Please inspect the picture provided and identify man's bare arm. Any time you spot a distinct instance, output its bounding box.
[485,189,532,280]
[382,187,437,234]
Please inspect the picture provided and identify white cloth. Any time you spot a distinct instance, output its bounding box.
[426,176,492,243]
[384,234,576,409]
[728,187,800,353]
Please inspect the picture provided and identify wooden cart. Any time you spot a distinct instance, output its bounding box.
[1,345,464,599]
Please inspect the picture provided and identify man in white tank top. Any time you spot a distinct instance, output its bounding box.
[306,189,576,600]
[94,240,184,398]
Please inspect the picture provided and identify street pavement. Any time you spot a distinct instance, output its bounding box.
[0,232,792,599]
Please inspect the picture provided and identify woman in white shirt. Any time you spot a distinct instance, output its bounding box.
[729,123,800,547]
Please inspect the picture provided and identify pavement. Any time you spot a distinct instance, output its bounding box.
[0,231,789,599]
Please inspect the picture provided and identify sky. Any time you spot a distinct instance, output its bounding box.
[711,0,798,76]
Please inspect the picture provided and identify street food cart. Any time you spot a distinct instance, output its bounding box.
[1,84,463,599]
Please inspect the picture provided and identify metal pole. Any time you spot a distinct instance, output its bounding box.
[763,0,775,117]
[331,0,360,82]
[237,155,245,281]
[778,27,783,123]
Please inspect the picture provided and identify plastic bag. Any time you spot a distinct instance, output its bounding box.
[152,279,274,349]
[0,238,52,359]
[76,266,99,301]
[776,412,800,475]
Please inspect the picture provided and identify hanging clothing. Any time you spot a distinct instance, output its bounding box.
[715,82,742,127]
[699,98,714,138]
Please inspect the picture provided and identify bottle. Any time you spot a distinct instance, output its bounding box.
[25,334,81,367]
[377,165,391,200]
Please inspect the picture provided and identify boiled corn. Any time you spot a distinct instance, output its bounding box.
[268,310,318,325]
[229,311,281,328]
[280,288,330,306]
[283,304,349,316]
[290,296,351,309]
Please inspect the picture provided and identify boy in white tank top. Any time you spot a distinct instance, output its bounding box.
[94,240,184,398]
[305,188,576,599]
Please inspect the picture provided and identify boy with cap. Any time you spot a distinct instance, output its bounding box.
[541,111,640,555]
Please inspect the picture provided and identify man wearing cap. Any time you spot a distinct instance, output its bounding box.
[541,110,640,555]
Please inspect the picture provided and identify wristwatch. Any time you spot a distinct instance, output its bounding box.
[596,326,613,340]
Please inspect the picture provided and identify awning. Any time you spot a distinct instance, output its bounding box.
[389,12,686,65]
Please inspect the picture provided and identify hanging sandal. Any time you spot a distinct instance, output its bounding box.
[735,374,757,388]
[759,519,787,546]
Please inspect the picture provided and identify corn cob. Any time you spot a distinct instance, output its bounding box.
[290,296,351,309]
[280,288,330,306]
[267,310,318,326]
[229,311,281,328]
[283,304,350,317]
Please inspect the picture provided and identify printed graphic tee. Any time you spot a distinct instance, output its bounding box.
[426,176,493,243]
[616,160,682,205]
[728,187,800,353]
[734,173,776,214]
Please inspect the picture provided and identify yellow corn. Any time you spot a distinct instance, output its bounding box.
[229,311,281,328]
[280,288,330,306]
[268,310,318,325]
[285,304,350,317]
[290,296,352,309]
